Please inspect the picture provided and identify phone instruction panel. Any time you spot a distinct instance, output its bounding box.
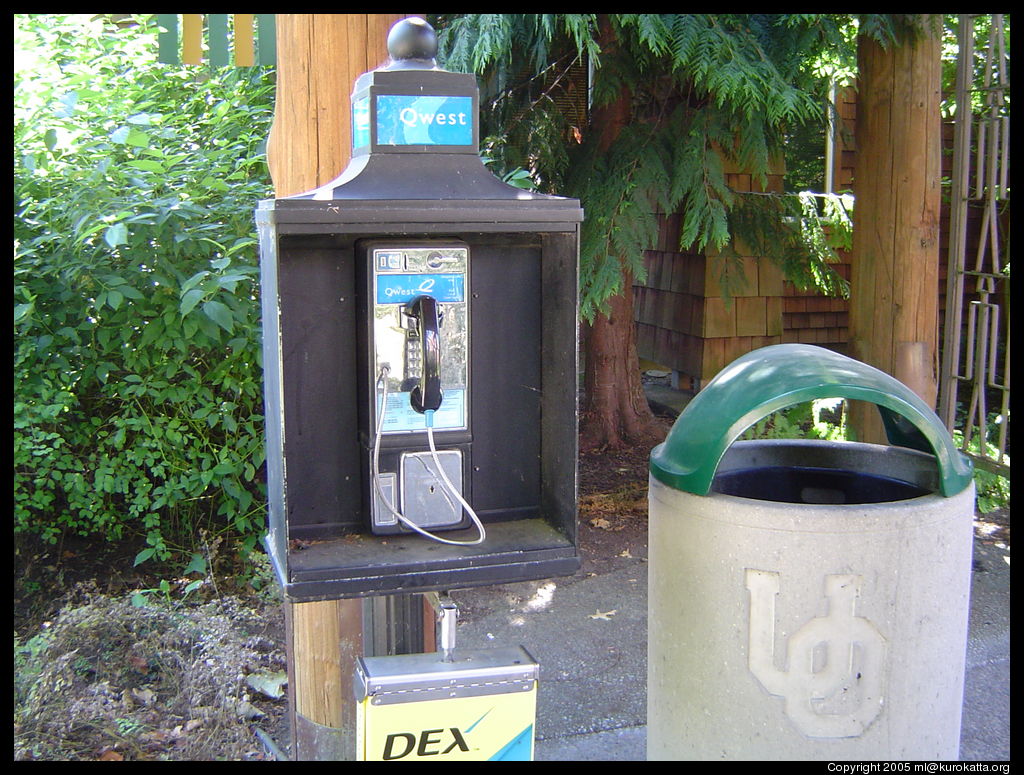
[371,245,469,433]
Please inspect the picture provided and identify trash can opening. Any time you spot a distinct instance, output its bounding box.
[712,466,930,504]
[708,439,940,506]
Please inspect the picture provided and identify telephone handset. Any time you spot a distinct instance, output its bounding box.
[363,241,484,544]
[404,295,442,414]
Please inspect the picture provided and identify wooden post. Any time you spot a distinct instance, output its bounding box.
[267,14,408,198]
[266,13,417,761]
[848,19,942,443]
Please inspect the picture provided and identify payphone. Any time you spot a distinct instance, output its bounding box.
[358,240,483,543]
[257,17,583,601]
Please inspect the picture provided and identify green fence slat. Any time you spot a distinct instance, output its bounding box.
[152,13,275,68]
[157,13,179,64]
[207,13,230,67]
[256,13,276,66]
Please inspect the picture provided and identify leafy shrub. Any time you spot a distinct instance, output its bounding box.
[740,398,850,442]
[14,14,275,563]
[954,430,1011,514]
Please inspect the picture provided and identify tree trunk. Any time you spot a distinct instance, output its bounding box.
[581,270,663,451]
[578,18,662,452]
[848,19,942,444]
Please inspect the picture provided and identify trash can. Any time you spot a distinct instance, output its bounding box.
[647,344,976,761]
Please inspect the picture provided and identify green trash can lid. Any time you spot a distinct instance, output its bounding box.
[650,344,974,497]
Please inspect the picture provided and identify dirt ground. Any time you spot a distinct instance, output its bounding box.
[13,415,1008,761]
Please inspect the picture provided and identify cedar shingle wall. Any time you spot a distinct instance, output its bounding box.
[633,88,972,388]
[634,91,859,387]
[633,161,797,387]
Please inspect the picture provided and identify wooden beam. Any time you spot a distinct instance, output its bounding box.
[266,15,418,761]
[267,14,410,197]
[848,19,942,443]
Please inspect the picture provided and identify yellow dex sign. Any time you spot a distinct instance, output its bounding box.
[359,685,537,760]
[355,648,539,761]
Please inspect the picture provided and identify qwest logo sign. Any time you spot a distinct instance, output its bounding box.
[376,95,473,146]
[381,727,470,760]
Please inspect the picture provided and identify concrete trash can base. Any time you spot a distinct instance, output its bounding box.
[647,345,975,761]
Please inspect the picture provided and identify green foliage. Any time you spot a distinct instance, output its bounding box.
[435,14,855,320]
[568,117,679,314]
[783,119,827,193]
[14,14,275,563]
[14,631,54,708]
[973,467,1011,515]
[740,398,851,442]
[725,191,851,301]
[954,429,1011,514]
[857,13,943,49]
[939,14,1010,119]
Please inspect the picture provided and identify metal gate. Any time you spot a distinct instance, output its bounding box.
[938,14,1010,478]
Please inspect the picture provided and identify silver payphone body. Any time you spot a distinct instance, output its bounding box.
[360,240,480,540]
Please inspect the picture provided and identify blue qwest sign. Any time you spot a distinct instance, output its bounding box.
[375,94,474,146]
[376,273,466,305]
[352,96,371,149]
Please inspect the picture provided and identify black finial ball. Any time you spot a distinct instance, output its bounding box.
[387,17,438,61]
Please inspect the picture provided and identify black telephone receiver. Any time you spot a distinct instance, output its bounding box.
[405,295,443,414]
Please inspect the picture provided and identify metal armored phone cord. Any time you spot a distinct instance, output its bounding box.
[372,366,486,546]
